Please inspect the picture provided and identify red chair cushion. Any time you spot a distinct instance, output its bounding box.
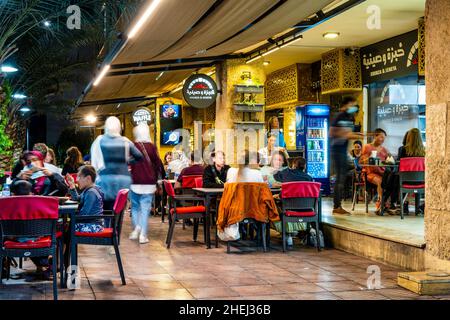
[402,183,425,189]
[281,182,321,199]
[285,210,316,217]
[75,228,113,238]
[170,206,206,214]
[4,236,52,249]
[399,157,425,172]
[56,231,63,238]
[113,189,129,214]
[0,196,59,220]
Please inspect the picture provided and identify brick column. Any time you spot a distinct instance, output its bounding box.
[424,0,450,271]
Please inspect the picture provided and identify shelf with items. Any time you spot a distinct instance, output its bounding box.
[234,85,264,94]
[233,103,264,112]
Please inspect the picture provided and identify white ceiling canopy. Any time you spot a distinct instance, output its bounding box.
[80,0,336,105]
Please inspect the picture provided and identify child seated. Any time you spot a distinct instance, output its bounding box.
[66,165,104,233]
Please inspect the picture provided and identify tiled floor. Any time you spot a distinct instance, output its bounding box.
[0,208,444,300]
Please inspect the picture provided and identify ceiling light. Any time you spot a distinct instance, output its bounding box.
[1,65,18,73]
[156,71,164,80]
[323,32,340,39]
[262,46,280,56]
[12,93,27,99]
[19,106,31,112]
[128,0,161,39]
[86,115,97,123]
[263,61,270,66]
[93,65,110,86]
[246,55,262,64]
[43,20,51,27]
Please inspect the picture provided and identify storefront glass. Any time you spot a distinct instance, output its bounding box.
[368,74,426,156]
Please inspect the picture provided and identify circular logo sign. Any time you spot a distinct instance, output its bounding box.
[182,74,218,109]
[132,108,152,126]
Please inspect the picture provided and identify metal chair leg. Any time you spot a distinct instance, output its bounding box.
[113,240,126,285]
[166,215,176,249]
[52,249,58,300]
[261,223,267,253]
[282,217,286,253]
[193,218,199,241]
[315,221,321,252]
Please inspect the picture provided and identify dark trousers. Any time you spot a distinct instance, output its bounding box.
[382,169,400,205]
[332,149,348,209]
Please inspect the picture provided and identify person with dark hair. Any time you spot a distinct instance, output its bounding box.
[15,151,68,196]
[11,180,33,196]
[202,151,230,188]
[329,96,364,215]
[66,165,104,233]
[361,128,391,214]
[174,152,205,189]
[163,152,173,173]
[62,146,84,175]
[260,150,288,187]
[273,157,313,183]
[272,156,313,247]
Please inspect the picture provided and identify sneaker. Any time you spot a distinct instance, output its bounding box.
[139,235,149,244]
[332,207,350,215]
[129,226,141,240]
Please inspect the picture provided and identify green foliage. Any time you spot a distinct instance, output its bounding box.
[0,80,13,158]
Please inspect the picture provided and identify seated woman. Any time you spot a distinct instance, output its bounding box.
[272,157,313,247]
[260,150,288,188]
[350,140,363,172]
[66,165,104,233]
[360,128,390,214]
[15,151,68,196]
[384,128,425,214]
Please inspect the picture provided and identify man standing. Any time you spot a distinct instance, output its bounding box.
[329,96,363,214]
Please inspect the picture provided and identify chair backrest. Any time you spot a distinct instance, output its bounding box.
[0,196,59,240]
[163,180,176,197]
[113,189,129,215]
[281,182,321,212]
[112,189,129,244]
[182,175,203,188]
[194,177,203,188]
[399,157,425,185]
[399,157,425,172]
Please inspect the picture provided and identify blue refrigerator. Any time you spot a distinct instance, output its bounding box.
[296,104,330,195]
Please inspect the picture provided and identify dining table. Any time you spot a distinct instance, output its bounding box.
[192,187,285,249]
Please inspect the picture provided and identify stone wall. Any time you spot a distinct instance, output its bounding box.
[424,0,450,271]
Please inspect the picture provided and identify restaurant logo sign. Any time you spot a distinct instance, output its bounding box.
[377,105,418,122]
[182,74,218,109]
[132,108,152,126]
[361,30,418,84]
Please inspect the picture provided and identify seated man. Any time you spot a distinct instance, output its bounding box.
[66,165,104,233]
[174,153,205,190]
[360,128,390,214]
[273,157,313,248]
[202,151,230,188]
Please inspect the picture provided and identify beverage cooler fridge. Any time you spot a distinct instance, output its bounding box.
[296,104,330,195]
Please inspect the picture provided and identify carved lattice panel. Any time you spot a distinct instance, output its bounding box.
[204,104,216,122]
[266,64,298,107]
[418,17,425,76]
[321,48,361,94]
[321,49,340,94]
[341,48,361,90]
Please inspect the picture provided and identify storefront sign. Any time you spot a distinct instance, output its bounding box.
[182,74,218,109]
[132,108,152,126]
[377,104,418,122]
[361,30,418,83]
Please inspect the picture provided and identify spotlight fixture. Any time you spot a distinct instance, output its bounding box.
[43,20,51,27]
[1,65,18,73]
[19,106,31,112]
[86,115,97,123]
[263,61,270,66]
[323,32,340,39]
[12,93,27,99]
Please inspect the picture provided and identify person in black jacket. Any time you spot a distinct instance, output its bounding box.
[202,151,230,188]
[13,151,68,196]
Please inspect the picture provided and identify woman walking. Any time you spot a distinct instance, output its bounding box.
[90,116,143,210]
[129,123,164,244]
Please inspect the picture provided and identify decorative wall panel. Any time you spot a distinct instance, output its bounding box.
[418,17,425,76]
[266,64,298,107]
[321,48,362,94]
